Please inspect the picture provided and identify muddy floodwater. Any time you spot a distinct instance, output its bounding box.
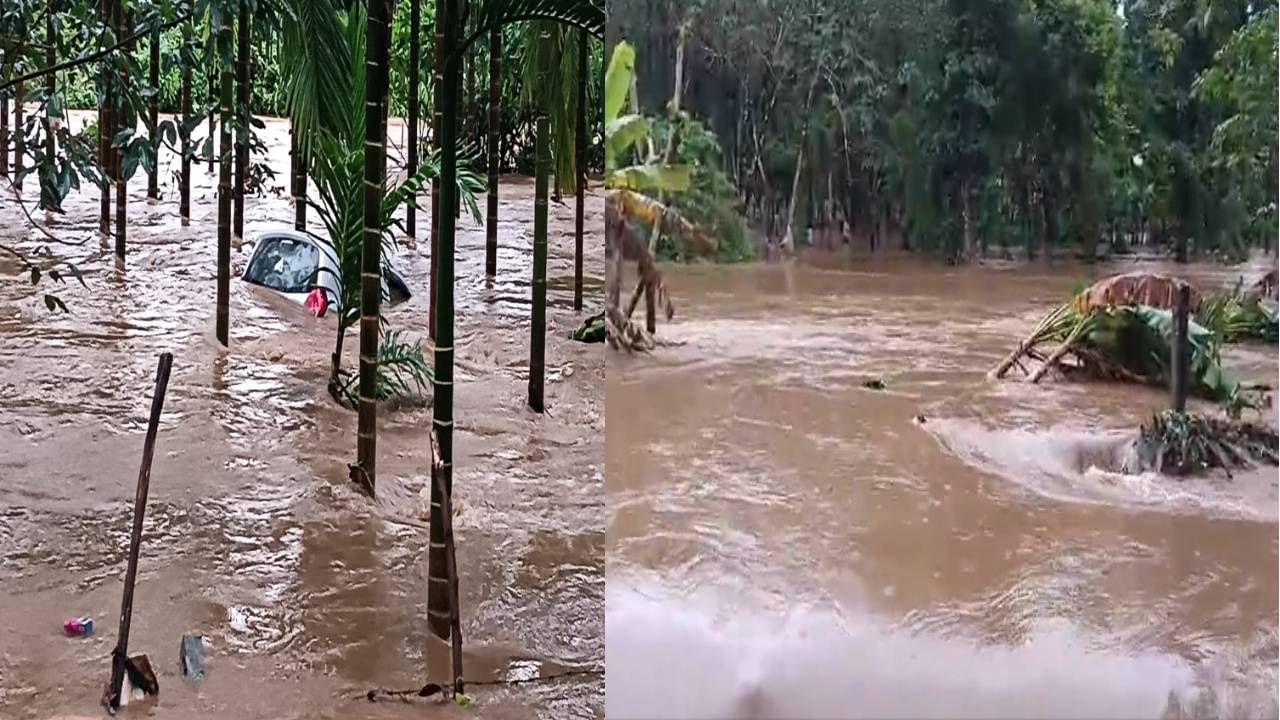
[607,253,1278,718]
[0,114,604,719]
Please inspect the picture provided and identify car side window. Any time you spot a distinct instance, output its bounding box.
[245,238,320,294]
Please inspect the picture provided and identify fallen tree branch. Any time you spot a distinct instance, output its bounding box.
[360,669,605,703]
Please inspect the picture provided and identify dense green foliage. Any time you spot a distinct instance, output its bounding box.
[611,0,1277,262]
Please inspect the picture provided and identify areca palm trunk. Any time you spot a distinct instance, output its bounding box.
[1,81,8,179]
[573,29,586,311]
[429,0,443,340]
[180,11,192,225]
[147,25,159,201]
[484,25,499,277]
[427,0,459,641]
[44,0,56,189]
[233,0,250,245]
[13,34,24,194]
[216,16,233,347]
[113,5,127,264]
[97,0,111,238]
[406,0,421,238]
[357,0,393,491]
[529,113,549,413]
[206,70,215,174]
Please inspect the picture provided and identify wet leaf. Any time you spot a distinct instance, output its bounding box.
[416,683,442,697]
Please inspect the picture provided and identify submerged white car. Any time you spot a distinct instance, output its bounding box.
[241,230,411,314]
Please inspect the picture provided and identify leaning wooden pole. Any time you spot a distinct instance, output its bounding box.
[484,25,499,276]
[529,113,549,414]
[146,24,160,202]
[574,30,587,311]
[356,0,392,492]
[232,0,250,246]
[429,0,443,340]
[216,15,233,347]
[427,0,458,641]
[406,0,421,239]
[102,352,173,714]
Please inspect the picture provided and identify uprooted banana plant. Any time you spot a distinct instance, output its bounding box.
[603,40,707,352]
[991,273,1272,416]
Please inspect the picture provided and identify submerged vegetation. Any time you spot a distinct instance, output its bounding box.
[1124,409,1278,475]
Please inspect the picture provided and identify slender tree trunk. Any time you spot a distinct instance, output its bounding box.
[295,144,307,231]
[180,11,192,225]
[357,0,392,492]
[13,34,24,194]
[428,0,459,642]
[781,68,820,254]
[529,113,549,413]
[1,81,8,179]
[97,0,111,238]
[113,5,127,265]
[429,0,443,340]
[573,29,586,311]
[466,29,476,147]
[216,17,233,347]
[207,70,215,174]
[406,0,420,238]
[484,25,500,276]
[44,0,56,195]
[147,25,159,201]
[233,0,250,246]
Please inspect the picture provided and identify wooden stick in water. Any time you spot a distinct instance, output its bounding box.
[103,352,173,714]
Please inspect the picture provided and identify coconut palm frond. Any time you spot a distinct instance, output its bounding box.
[469,0,603,47]
[280,0,351,156]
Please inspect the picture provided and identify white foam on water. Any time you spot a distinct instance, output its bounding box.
[605,581,1199,719]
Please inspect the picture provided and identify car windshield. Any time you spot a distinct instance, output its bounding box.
[244,236,319,294]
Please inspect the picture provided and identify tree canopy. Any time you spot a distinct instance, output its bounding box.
[610,0,1277,263]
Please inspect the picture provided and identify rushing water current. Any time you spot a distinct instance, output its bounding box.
[607,253,1278,719]
[0,114,604,719]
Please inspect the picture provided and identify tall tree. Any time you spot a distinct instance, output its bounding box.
[147,23,159,201]
[180,7,193,224]
[216,8,233,346]
[113,2,127,265]
[406,0,421,238]
[529,112,549,412]
[356,0,393,490]
[429,0,443,340]
[233,0,250,245]
[484,24,499,276]
[573,28,586,310]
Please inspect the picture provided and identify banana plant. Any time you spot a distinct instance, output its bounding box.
[604,40,691,194]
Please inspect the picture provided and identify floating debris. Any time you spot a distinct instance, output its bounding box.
[1122,410,1278,476]
[179,633,204,681]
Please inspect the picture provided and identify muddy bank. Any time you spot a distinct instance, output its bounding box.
[606,253,1278,718]
[0,114,604,719]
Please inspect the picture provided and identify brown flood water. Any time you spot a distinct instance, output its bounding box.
[0,113,604,719]
[607,252,1278,719]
